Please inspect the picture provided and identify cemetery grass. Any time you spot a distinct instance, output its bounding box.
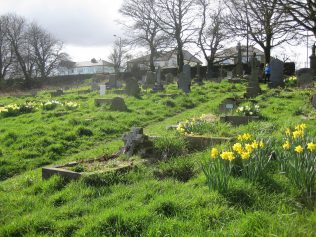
[0,80,316,236]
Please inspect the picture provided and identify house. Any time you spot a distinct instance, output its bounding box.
[214,45,265,65]
[126,50,202,71]
[58,58,115,76]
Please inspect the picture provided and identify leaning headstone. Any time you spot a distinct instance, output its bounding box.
[110,97,128,112]
[126,77,141,97]
[297,68,314,88]
[121,127,154,158]
[178,64,192,93]
[99,85,106,96]
[312,94,316,109]
[269,58,285,88]
[245,53,261,98]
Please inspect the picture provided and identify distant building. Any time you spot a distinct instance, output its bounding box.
[58,58,115,76]
[126,50,202,71]
[214,45,265,65]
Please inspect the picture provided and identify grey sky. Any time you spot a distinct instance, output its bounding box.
[0,0,123,61]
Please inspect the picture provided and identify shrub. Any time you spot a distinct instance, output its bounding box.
[42,100,62,110]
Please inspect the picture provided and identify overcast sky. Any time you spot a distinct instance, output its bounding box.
[0,0,124,61]
[0,0,312,68]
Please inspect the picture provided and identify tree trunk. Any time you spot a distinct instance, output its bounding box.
[177,44,184,73]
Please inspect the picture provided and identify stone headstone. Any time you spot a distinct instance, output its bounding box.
[195,63,203,84]
[165,73,174,83]
[312,94,316,109]
[108,74,117,88]
[178,64,192,93]
[99,85,106,96]
[245,53,261,98]
[156,66,161,84]
[219,98,237,113]
[297,68,314,88]
[269,58,285,88]
[91,78,99,91]
[310,43,316,76]
[50,89,63,97]
[110,97,128,112]
[121,127,154,158]
[144,71,156,89]
[236,42,243,76]
[226,71,233,80]
[126,77,141,96]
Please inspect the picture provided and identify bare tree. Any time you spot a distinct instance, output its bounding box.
[197,0,228,78]
[0,16,14,81]
[226,0,296,64]
[108,38,131,74]
[120,0,168,72]
[5,14,35,86]
[27,23,64,79]
[278,0,316,38]
[154,0,199,72]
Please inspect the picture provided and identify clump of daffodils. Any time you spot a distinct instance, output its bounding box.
[176,117,207,135]
[42,100,62,110]
[282,123,315,154]
[0,102,38,117]
[64,101,79,110]
[236,104,260,116]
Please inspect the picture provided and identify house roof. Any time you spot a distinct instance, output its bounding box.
[215,45,264,59]
[74,60,114,68]
[127,50,202,64]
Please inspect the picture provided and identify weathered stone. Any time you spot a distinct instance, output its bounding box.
[312,94,316,109]
[50,89,63,97]
[42,166,81,180]
[94,98,112,106]
[110,97,128,112]
[220,115,259,126]
[235,42,243,76]
[184,135,232,150]
[297,68,314,88]
[126,77,141,96]
[165,73,174,83]
[269,58,285,88]
[178,64,192,93]
[121,127,154,158]
[219,98,237,113]
[245,53,261,98]
[144,71,156,89]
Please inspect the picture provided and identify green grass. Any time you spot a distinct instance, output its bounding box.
[0,78,315,236]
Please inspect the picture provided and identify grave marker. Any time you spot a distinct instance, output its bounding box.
[269,58,285,88]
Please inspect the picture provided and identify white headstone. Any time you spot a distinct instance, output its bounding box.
[100,85,106,96]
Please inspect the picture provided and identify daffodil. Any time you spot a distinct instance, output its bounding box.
[242,133,252,141]
[259,141,264,148]
[307,142,316,152]
[294,145,304,153]
[245,143,253,153]
[282,140,290,150]
[285,128,291,136]
[241,152,250,160]
[292,130,304,139]
[210,148,219,159]
[220,151,235,161]
[232,143,243,153]
[251,140,259,149]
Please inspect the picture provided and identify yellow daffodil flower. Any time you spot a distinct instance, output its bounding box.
[245,144,253,153]
[307,142,316,152]
[210,148,219,159]
[220,151,235,161]
[232,143,243,153]
[282,140,290,150]
[294,145,304,153]
[259,141,264,148]
[241,152,250,160]
[251,140,259,149]
[285,128,291,136]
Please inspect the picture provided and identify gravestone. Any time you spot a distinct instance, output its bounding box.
[245,53,261,98]
[143,71,156,90]
[312,94,316,109]
[110,97,128,112]
[235,42,243,76]
[296,68,314,88]
[178,64,192,93]
[50,89,63,97]
[152,67,164,92]
[91,78,99,91]
[99,85,106,96]
[269,58,285,88]
[226,71,233,80]
[310,44,316,75]
[126,77,141,96]
[219,98,237,113]
[195,63,203,84]
[121,127,154,158]
[108,74,117,88]
[165,73,174,83]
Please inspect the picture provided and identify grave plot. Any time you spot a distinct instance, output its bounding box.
[42,153,143,181]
